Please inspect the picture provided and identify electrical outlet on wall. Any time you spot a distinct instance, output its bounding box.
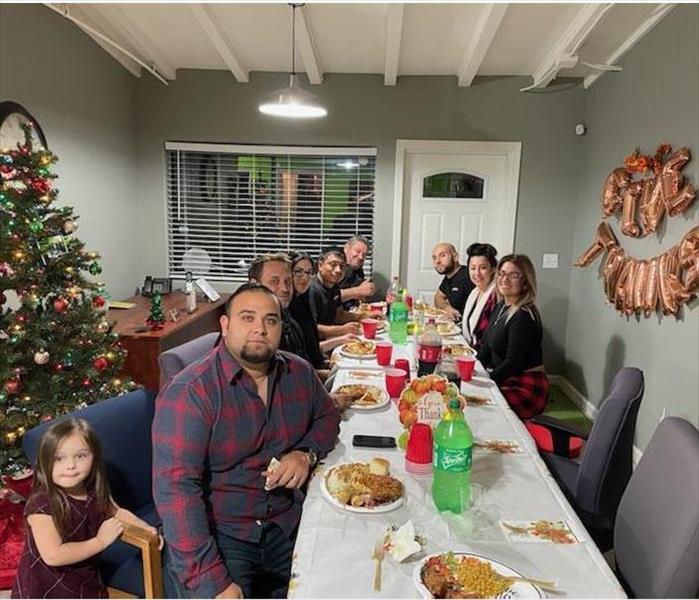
[542,253,559,269]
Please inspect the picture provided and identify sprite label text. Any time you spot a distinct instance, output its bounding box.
[434,445,472,472]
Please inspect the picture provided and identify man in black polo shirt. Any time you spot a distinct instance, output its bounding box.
[432,242,474,321]
[309,247,361,339]
[340,235,375,310]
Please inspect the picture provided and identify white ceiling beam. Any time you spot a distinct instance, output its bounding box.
[295,5,323,85]
[64,4,142,79]
[458,3,508,87]
[384,4,404,86]
[584,3,676,89]
[103,4,176,81]
[522,3,612,91]
[45,3,170,85]
[190,5,249,83]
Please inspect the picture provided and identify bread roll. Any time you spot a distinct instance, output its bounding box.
[369,458,390,476]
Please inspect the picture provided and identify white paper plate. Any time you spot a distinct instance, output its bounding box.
[320,465,404,514]
[413,552,545,599]
[436,326,460,337]
[339,347,377,360]
[335,385,390,411]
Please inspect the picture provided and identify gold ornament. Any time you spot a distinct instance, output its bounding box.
[34,349,50,365]
[63,220,77,233]
[97,319,110,333]
[105,351,117,362]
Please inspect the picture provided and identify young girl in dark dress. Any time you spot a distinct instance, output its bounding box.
[12,418,158,599]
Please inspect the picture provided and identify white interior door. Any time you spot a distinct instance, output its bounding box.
[399,141,521,303]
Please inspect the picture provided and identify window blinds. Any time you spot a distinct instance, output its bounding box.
[165,142,377,282]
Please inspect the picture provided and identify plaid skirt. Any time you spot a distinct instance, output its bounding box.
[499,371,550,420]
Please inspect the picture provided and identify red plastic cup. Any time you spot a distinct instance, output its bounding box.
[376,341,393,366]
[370,302,384,314]
[385,368,408,398]
[405,423,433,476]
[394,359,411,379]
[456,356,476,382]
[405,294,414,311]
[361,318,379,340]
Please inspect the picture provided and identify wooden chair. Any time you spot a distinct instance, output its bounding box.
[23,390,163,598]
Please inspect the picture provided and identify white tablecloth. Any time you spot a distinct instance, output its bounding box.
[289,338,625,598]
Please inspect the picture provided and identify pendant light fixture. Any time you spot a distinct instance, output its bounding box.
[258,4,327,118]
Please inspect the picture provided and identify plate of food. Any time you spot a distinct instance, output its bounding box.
[436,322,460,337]
[442,344,475,357]
[335,384,389,410]
[321,459,404,513]
[414,551,544,599]
[398,374,465,429]
[339,340,377,359]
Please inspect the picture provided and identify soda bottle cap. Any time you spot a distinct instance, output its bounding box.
[448,399,460,409]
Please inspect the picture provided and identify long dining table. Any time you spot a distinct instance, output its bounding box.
[288,330,626,599]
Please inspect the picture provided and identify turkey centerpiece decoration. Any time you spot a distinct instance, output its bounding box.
[398,374,465,430]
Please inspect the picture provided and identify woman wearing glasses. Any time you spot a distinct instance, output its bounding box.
[461,243,498,351]
[477,254,549,419]
[289,252,357,368]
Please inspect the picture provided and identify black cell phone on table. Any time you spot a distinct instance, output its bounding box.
[352,435,396,448]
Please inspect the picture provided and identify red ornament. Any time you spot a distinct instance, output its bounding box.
[53,297,69,313]
[93,357,109,371]
[4,379,21,395]
[82,378,92,387]
[30,178,51,195]
[41,414,53,423]
[51,362,64,373]
[92,295,106,308]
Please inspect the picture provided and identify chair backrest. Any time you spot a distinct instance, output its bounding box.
[614,417,699,598]
[23,389,156,512]
[158,331,220,384]
[574,367,644,519]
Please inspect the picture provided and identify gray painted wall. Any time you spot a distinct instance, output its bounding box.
[3,4,696,450]
[0,4,140,300]
[135,71,585,373]
[565,5,699,449]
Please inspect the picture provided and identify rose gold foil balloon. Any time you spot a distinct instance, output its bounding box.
[621,182,643,237]
[658,249,683,316]
[614,259,632,310]
[666,184,696,216]
[684,261,699,293]
[602,168,630,216]
[598,221,618,248]
[574,222,619,267]
[603,246,627,301]
[678,226,699,267]
[644,257,659,315]
[639,176,664,235]
[634,260,649,312]
[623,260,639,315]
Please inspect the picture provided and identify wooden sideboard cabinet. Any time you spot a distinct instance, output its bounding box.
[107,291,228,392]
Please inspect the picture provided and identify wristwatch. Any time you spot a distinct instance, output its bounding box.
[297,447,318,468]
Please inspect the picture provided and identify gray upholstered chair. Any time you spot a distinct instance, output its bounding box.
[531,367,644,551]
[158,331,220,384]
[614,417,699,598]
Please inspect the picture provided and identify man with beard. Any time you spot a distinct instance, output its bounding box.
[248,253,314,365]
[432,242,475,321]
[339,235,375,310]
[153,284,339,599]
[309,247,362,339]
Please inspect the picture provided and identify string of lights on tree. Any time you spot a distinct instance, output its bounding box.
[0,123,135,475]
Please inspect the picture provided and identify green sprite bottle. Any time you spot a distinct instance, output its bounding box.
[432,399,473,513]
[388,289,408,344]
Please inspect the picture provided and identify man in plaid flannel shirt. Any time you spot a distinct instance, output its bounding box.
[153,283,340,598]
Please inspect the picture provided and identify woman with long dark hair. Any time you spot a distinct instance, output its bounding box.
[461,243,498,350]
[478,254,549,419]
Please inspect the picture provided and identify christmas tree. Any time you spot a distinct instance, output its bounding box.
[0,124,135,475]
